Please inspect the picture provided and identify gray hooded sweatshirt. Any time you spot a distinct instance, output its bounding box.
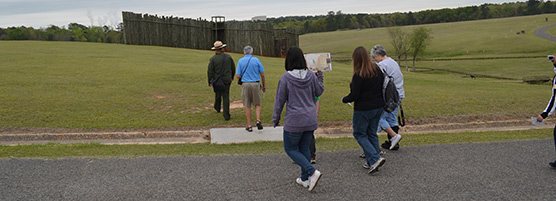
[272,69,324,133]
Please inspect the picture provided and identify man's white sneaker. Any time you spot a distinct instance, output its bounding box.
[363,163,370,169]
[389,134,402,150]
[308,170,322,191]
[368,157,385,174]
[296,178,309,188]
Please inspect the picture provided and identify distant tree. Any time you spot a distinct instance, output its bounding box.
[387,27,410,71]
[541,1,554,13]
[69,25,87,42]
[409,27,433,71]
[526,0,541,15]
[0,28,7,40]
[480,4,491,19]
[349,16,360,29]
[85,26,105,42]
[406,12,416,25]
[45,25,60,41]
[68,23,87,31]
[325,11,337,31]
[7,27,30,40]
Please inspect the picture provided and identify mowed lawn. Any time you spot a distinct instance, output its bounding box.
[0,39,550,130]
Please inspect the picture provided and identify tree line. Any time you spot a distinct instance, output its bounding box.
[0,23,124,44]
[268,0,556,34]
[1,1,552,45]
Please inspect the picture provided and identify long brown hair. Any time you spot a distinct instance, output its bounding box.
[352,46,379,81]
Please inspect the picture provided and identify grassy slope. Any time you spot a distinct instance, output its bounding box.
[301,13,556,58]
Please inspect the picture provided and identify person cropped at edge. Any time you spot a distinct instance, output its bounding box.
[371,45,405,150]
[272,47,324,191]
[236,45,266,132]
[342,46,386,174]
[207,41,235,121]
[536,53,556,169]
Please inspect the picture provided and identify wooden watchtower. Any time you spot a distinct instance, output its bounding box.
[211,16,226,43]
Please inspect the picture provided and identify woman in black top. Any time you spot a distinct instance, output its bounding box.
[342,46,385,174]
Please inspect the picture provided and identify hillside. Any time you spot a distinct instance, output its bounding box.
[301,13,556,58]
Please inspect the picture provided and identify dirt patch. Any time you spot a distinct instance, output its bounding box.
[203,100,244,110]
[230,101,243,109]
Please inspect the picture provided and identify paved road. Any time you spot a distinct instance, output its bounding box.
[535,23,556,42]
[1,139,555,200]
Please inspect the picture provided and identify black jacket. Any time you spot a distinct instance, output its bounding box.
[207,53,235,85]
[342,71,385,111]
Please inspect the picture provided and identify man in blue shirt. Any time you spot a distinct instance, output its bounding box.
[236,46,266,132]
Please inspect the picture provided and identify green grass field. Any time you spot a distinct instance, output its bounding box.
[3,12,556,130]
[2,14,556,158]
[0,40,550,130]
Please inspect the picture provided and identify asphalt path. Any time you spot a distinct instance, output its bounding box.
[535,23,556,42]
[1,139,555,200]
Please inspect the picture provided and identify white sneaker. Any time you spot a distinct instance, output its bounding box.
[389,134,402,150]
[363,163,370,169]
[296,178,309,188]
[308,170,322,191]
[368,157,385,174]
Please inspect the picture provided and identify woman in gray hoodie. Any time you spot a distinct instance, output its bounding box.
[272,47,324,191]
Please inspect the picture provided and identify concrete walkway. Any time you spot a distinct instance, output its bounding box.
[210,126,283,144]
[1,139,555,200]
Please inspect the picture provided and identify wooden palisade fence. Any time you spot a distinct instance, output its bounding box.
[122,11,298,57]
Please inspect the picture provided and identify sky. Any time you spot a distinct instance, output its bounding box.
[0,0,519,28]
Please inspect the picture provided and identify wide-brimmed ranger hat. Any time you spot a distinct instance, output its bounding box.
[211,41,227,50]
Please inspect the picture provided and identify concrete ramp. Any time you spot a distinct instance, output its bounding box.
[210,126,283,144]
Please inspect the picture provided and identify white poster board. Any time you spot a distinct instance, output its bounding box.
[304,53,332,72]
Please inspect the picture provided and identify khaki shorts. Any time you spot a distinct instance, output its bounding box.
[241,82,262,107]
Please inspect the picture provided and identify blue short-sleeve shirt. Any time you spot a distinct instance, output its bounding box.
[236,55,265,82]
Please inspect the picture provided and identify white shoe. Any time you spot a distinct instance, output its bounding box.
[368,157,385,174]
[296,178,309,188]
[363,163,370,169]
[389,134,402,150]
[308,170,322,191]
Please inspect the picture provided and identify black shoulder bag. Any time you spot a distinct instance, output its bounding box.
[211,54,227,92]
[237,57,253,85]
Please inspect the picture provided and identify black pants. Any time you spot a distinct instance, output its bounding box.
[310,135,316,158]
[214,84,231,120]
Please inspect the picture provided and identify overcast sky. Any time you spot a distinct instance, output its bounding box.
[0,0,519,28]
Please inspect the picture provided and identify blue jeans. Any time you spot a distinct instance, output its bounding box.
[353,108,383,166]
[378,105,399,132]
[283,130,316,181]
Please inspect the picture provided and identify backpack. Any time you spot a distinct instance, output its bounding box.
[382,69,400,113]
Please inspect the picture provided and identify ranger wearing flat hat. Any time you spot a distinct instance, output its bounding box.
[207,41,235,120]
